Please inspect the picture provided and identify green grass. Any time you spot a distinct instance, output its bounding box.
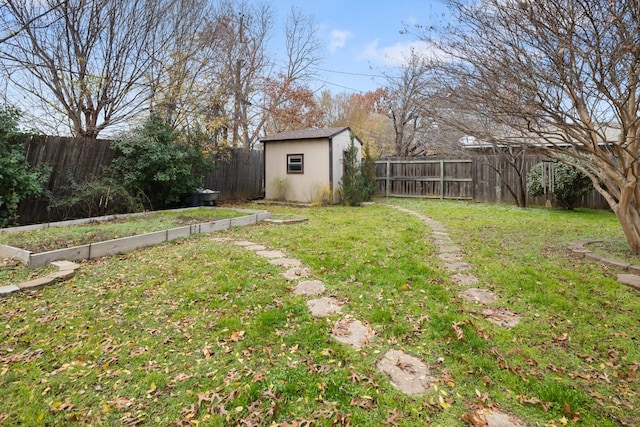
[0,207,243,253]
[0,199,638,426]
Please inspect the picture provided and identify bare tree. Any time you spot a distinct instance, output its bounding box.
[252,6,323,140]
[0,1,63,44]
[195,0,273,148]
[145,0,212,134]
[0,0,179,138]
[384,51,432,156]
[424,0,640,253]
[282,6,323,83]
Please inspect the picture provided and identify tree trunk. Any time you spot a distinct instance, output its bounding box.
[613,188,640,255]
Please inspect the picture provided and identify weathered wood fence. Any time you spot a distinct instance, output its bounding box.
[375,155,610,209]
[18,136,264,224]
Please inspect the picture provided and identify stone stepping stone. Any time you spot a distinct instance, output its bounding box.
[51,260,81,271]
[244,244,267,251]
[293,280,326,295]
[270,258,302,267]
[617,274,640,290]
[450,273,479,286]
[459,288,497,304]
[307,297,343,317]
[482,307,521,328]
[0,285,20,298]
[331,318,374,348]
[443,262,472,271]
[233,240,258,247]
[283,267,311,281]
[439,253,463,262]
[211,237,233,242]
[434,237,454,245]
[376,349,435,396]
[256,250,285,259]
[438,245,461,254]
[467,409,528,427]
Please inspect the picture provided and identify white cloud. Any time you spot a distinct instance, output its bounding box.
[358,39,443,66]
[328,30,353,54]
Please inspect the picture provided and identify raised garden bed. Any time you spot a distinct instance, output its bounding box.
[0,207,270,268]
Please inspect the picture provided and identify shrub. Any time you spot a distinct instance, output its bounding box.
[527,158,592,209]
[48,173,144,220]
[272,177,290,201]
[108,114,207,210]
[339,133,378,206]
[0,105,49,227]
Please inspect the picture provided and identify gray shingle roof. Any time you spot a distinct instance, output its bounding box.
[260,127,351,142]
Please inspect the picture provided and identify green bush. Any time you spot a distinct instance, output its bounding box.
[108,114,207,210]
[0,105,49,227]
[527,158,592,209]
[48,173,144,220]
[339,133,377,206]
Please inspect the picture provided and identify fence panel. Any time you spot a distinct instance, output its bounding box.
[17,136,264,225]
[376,154,610,209]
[376,158,473,199]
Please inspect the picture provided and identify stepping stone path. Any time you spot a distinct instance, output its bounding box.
[389,205,522,329]
[216,203,528,426]
[388,205,526,426]
[0,260,81,298]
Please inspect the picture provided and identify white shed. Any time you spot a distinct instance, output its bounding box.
[260,127,363,204]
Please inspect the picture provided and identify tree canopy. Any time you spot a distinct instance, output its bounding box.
[422,0,640,253]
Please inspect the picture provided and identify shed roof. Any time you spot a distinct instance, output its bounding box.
[260,127,352,142]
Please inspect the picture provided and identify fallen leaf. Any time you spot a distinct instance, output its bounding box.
[385,409,403,426]
[460,410,487,426]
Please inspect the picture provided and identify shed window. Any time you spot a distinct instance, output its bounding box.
[287,154,304,174]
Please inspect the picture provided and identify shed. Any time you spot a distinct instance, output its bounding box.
[260,127,362,204]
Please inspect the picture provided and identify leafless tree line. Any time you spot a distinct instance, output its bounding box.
[0,0,323,147]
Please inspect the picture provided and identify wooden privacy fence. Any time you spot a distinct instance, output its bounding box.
[375,155,610,209]
[376,159,474,200]
[18,136,264,224]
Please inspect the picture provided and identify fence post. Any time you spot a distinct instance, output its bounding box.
[439,160,445,200]
[385,160,390,197]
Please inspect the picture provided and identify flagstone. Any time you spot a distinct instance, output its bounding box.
[307,297,343,317]
[376,349,435,396]
[293,280,326,295]
[332,319,374,348]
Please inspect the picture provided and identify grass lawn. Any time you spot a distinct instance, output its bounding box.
[0,199,638,426]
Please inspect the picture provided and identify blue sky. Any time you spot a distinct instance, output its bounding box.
[268,0,449,94]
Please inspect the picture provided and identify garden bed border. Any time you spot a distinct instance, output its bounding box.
[0,207,270,268]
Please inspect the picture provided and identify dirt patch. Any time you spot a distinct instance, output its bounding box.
[331,319,374,348]
[376,349,435,396]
